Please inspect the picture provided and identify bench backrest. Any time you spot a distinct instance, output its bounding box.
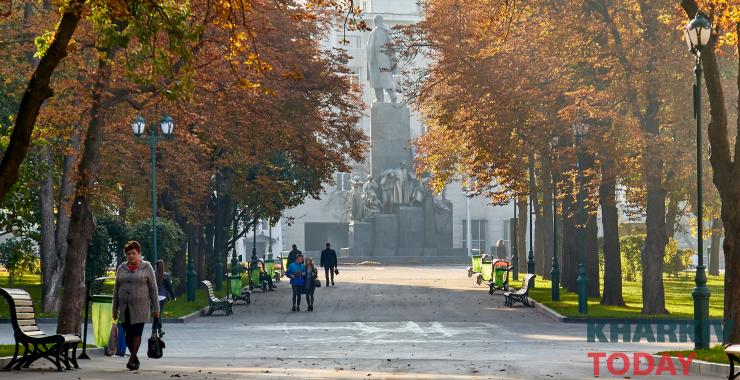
[200,280,219,301]
[520,274,535,291]
[0,288,46,339]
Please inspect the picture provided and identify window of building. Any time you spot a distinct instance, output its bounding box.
[337,34,362,49]
[336,172,352,192]
[462,219,488,252]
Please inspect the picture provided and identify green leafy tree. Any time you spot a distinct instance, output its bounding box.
[0,237,39,286]
[130,217,184,267]
[85,223,112,283]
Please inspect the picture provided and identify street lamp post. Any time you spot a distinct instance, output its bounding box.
[574,123,588,314]
[131,114,174,266]
[187,226,196,301]
[551,138,560,301]
[463,182,472,257]
[527,160,535,275]
[511,200,519,281]
[250,217,259,290]
[684,12,712,349]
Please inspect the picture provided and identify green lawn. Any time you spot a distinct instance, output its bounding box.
[527,273,724,319]
[0,273,226,319]
[659,345,729,364]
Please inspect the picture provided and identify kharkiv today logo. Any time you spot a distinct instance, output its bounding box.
[585,320,733,377]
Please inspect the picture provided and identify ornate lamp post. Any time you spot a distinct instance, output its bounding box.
[187,226,196,301]
[527,160,535,275]
[684,11,712,349]
[574,123,588,314]
[463,182,473,257]
[550,137,560,301]
[131,113,174,265]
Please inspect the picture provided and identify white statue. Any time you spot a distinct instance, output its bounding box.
[366,15,398,103]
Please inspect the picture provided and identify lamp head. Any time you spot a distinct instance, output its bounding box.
[684,12,711,54]
[159,113,174,136]
[131,115,146,137]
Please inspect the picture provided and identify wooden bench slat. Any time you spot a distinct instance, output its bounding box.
[16,319,37,326]
[23,331,47,337]
[16,306,34,313]
[16,312,36,320]
[20,325,40,332]
[726,345,740,355]
[13,299,33,306]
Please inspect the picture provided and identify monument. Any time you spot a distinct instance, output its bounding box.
[346,16,459,258]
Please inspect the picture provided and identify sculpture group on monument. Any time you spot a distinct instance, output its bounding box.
[346,15,459,258]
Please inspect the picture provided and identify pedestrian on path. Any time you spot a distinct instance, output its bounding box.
[156,260,176,315]
[320,242,338,286]
[303,257,319,311]
[287,244,302,267]
[112,241,160,371]
[286,253,306,311]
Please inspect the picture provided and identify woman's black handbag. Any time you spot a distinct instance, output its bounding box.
[314,278,321,288]
[147,317,165,359]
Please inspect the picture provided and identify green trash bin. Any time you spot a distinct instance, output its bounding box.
[265,260,275,279]
[471,255,482,274]
[494,266,505,288]
[91,294,113,348]
[281,256,288,273]
[480,256,493,283]
[250,265,262,289]
[229,274,242,299]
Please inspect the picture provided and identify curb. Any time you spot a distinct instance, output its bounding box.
[0,347,105,369]
[529,300,723,324]
[650,354,729,378]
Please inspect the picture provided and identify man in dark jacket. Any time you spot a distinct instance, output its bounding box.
[287,244,302,267]
[320,242,338,286]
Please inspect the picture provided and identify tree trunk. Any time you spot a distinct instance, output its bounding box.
[724,218,740,342]
[57,53,112,334]
[517,197,528,275]
[585,201,600,298]
[0,1,85,201]
[561,183,578,292]
[600,158,624,306]
[709,218,721,276]
[540,154,554,280]
[39,146,61,313]
[54,125,82,270]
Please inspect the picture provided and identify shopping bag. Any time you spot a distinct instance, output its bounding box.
[115,322,127,357]
[104,323,117,356]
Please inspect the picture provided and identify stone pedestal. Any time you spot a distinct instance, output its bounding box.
[373,213,398,256]
[349,220,374,257]
[371,103,412,177]
[398,207,424,249]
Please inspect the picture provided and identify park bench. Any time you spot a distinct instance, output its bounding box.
[201,280,233,316]
[726,343,740,379]
[504,274,535,307]
[0,288,80,372]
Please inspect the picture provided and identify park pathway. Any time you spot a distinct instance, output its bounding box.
[0,265,723,379]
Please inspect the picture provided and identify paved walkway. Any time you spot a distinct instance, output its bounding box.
[0,265,723,379]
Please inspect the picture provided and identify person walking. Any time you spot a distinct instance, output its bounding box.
[287,244,302,267]
[286,253,306,311]
[320,242,338,286]
[156,260,176,315]
[303,257,319,311]
[112,241,160,371]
